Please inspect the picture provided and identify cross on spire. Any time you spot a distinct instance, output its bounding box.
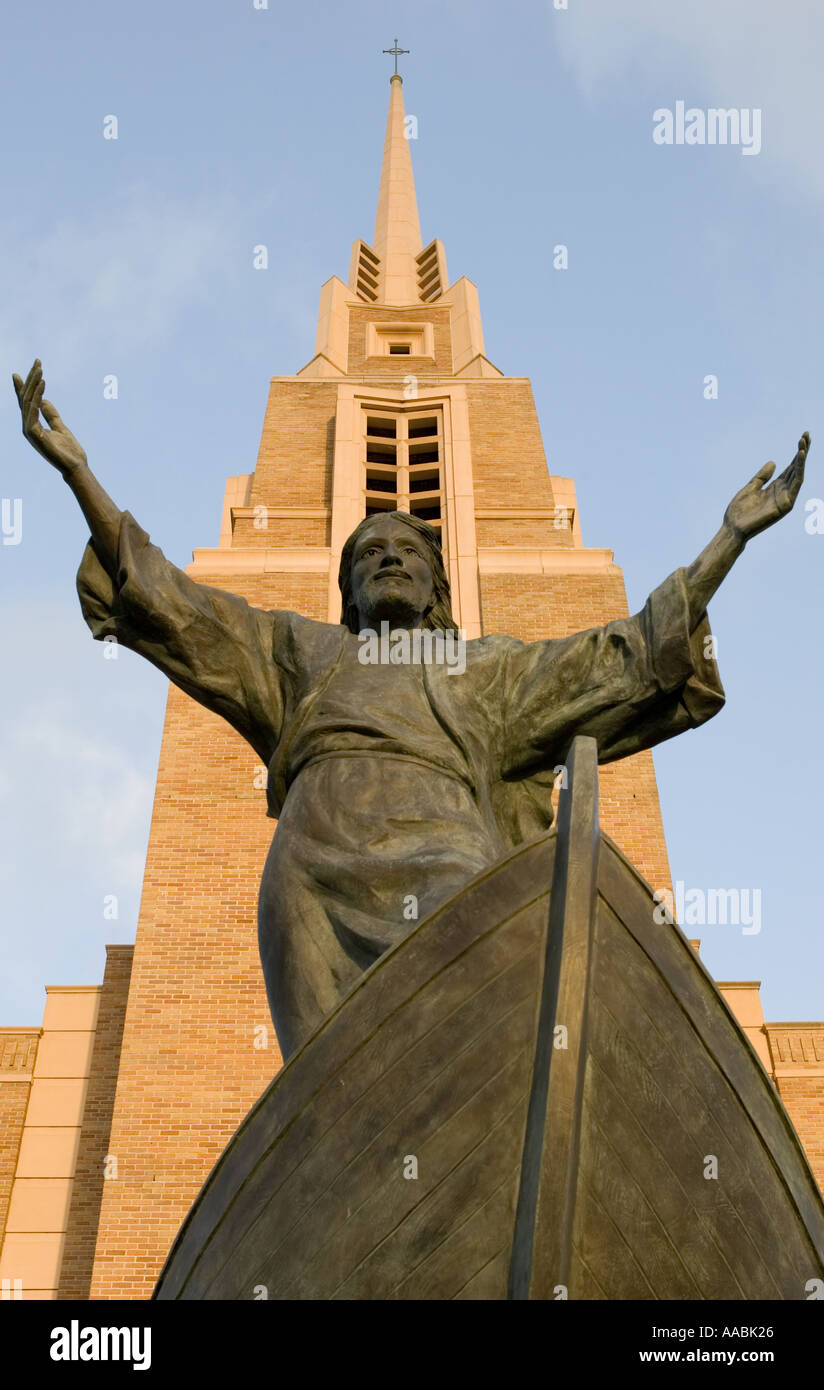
[382,38,409,78]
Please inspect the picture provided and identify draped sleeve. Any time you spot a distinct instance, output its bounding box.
[76,511,290,768]
[499,566,725,778]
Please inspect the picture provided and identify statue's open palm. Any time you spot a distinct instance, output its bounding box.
[725,433,809,541]
[12,358,86,477]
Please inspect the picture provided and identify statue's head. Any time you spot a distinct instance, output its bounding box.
[338,511,456,634]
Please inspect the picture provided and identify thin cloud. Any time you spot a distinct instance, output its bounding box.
[0,702,153,887]
[554,0,824,201]
[0,183,247,390]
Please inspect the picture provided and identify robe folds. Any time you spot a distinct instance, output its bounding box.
[77,512,725,1057]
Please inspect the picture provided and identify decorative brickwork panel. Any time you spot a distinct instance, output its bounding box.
[769,1028,824,1065]
[0,1034,38,1074]
[347,305,453,375]
[0,1032,39,1249]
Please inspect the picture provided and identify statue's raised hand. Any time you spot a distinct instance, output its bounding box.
[724,432,810,543]
[12,358,87,478]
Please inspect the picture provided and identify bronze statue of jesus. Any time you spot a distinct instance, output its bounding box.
[13,360,810,1058]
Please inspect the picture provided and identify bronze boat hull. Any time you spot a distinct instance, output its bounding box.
[154,738,824,1299]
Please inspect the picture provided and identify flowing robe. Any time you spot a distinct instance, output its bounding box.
[77,513,725,1057]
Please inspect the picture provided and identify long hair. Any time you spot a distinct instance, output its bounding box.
[338,511,456,634]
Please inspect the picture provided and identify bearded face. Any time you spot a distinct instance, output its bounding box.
[348,515,436,631]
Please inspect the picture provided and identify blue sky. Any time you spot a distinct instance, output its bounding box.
[1,0,822,1024]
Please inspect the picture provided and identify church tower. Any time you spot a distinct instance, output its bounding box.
[79,68,676,1300]
[20,66,824,1302]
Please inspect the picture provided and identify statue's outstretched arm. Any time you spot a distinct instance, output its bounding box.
[684,432,809,629]
[13,358,120,572]
[13,359,289,768]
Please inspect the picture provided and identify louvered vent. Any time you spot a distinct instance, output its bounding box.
[353,240,381,302]
[416,239,446,302]
[363,407,446,551]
